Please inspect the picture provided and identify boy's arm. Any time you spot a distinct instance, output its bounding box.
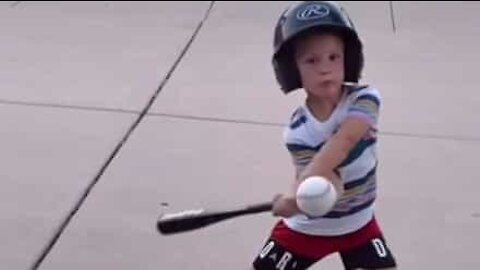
[297,117,371,193]
[272,118,371,217]
[273,90,381,218]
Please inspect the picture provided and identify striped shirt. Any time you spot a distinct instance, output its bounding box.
[282,85,381,236]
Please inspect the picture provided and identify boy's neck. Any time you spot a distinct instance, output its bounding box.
[306,88,344,122]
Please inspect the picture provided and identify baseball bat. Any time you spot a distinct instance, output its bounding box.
[157,202,273,235]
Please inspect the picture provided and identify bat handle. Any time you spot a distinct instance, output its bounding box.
[245,202,273,213]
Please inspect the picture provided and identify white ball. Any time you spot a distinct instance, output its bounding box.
[296,176,337,217]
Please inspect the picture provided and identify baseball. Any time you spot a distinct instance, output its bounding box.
[296,176,337,217]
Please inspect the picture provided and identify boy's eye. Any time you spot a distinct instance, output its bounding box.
[305,57,317,64]
[329,54,341,61]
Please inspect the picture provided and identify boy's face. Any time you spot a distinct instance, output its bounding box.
[294,33,345,98]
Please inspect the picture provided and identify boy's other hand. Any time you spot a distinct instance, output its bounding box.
[272,194,300,218]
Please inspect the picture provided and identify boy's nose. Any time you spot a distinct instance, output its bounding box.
[318,69,332,76]
[320,69,331,74]
[316,61,332,74]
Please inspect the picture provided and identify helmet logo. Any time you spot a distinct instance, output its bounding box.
[296,4,330,21]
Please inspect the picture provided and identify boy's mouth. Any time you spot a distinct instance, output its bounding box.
[318,79,337,86]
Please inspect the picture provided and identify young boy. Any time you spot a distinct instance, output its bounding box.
[252,2,397,269]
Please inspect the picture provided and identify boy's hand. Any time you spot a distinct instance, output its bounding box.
[271,194,300,218]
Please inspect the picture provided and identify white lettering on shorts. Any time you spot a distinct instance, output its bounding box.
[259,241,275,259]
[276,251,292,270]
[372,238,387,258]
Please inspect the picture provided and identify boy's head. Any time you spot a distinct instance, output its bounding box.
[272,1,363,94]
[293,31,345,98]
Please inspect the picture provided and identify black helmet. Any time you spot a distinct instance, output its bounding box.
[272,1,364,94]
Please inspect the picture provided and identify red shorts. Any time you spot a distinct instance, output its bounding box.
[271,216,384,259]
[253,216,396,269]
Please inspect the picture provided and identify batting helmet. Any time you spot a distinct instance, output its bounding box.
[272,1,364,93]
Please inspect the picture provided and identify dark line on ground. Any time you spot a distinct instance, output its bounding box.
[3,98,480,143]
[10,1,21,8]
[389,1,397,33]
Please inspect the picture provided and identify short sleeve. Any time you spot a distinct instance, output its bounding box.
[346,89,381,128]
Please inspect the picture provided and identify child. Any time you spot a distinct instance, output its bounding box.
[252,1,397,269]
